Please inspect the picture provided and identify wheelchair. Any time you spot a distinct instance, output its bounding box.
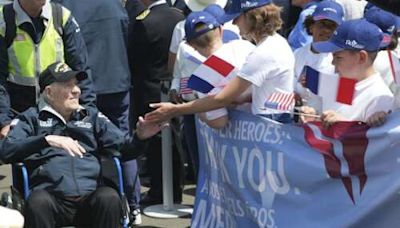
[1,153,131,228]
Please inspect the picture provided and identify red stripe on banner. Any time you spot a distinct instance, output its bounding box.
[203,55,235,77]
[336,77,356,105]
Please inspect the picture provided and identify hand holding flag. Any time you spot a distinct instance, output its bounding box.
[262,92,321,120]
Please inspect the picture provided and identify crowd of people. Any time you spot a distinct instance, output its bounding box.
[0,0,399,227]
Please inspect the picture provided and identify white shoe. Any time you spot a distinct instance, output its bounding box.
[131,209,142,225]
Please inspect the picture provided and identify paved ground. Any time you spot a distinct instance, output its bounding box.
[138,185,195,228]
[0,164,196,227]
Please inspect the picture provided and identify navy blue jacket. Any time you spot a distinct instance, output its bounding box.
[0,105,145,197]
[53,0,132,95]
[0,3,96,128]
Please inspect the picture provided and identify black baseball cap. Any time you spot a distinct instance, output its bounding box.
[39,62,87,92]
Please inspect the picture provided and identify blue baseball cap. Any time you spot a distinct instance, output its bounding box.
[312,0,344,25]
[312,19,390,53]
[185,11,221,41]
[221,0,272,23]
[365,7,397,35]
[363,2,374,13]
[204,4,225,24]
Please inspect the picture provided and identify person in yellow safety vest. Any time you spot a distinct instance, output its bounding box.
[0,0,95,138]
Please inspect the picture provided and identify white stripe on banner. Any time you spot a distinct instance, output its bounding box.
[307,124,350,177]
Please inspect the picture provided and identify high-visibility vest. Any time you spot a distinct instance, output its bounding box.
[0,5,70,86]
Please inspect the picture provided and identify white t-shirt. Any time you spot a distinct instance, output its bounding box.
[294,43,335,112]
[322,73,394,122]
[334,0,367,20]
[169,20,186,54]
[374,50,400,108]
[238,33,295,115]
[171,41,205,101]
[294,43,334,79]
[199,39,255,120]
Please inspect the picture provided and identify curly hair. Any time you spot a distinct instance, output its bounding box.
[243,3,283,41]
[303,15,315,36]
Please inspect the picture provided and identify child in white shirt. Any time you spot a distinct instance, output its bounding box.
[365,6,400,108]
[294,0,344,111]
[302,19,395,127]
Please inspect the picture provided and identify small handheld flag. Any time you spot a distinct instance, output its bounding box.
[179,77,193,95]
[188,54,235,94]
[304,66,356,105]
[264,92,295,111]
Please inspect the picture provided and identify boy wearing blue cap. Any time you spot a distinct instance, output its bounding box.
[365,7,400,107]
[183,10,255,128]
[294,0,344,113]
[295,0,344,77]
[302,19,394,127]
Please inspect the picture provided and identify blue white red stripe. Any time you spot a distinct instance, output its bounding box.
[188,55,235,94]
[304,66,356,105]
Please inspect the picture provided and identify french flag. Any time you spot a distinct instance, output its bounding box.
[188,55,236,94]
[305,66,356,105]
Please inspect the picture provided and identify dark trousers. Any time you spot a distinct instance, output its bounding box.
[24,187,122,228]
[97,91,141,209]
[183,114,199,179]
[147,132,184,202]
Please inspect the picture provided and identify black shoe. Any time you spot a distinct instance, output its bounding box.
[141,192,182,205]
[141,192,162,205]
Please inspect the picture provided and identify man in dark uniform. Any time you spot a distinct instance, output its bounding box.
[128,0,184,204]
[125,0,146,21]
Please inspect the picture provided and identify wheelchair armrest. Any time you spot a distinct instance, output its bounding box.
[12,162,24,168]
[98,148,122,158]
[11,163,30,200]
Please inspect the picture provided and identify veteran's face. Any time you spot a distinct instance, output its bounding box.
[46,78,81,117]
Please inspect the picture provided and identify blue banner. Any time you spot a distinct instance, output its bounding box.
[192,110,400,228]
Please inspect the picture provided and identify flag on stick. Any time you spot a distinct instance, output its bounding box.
[188,55,235,94]
[264,92,295,111]
[304,66,356,105]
